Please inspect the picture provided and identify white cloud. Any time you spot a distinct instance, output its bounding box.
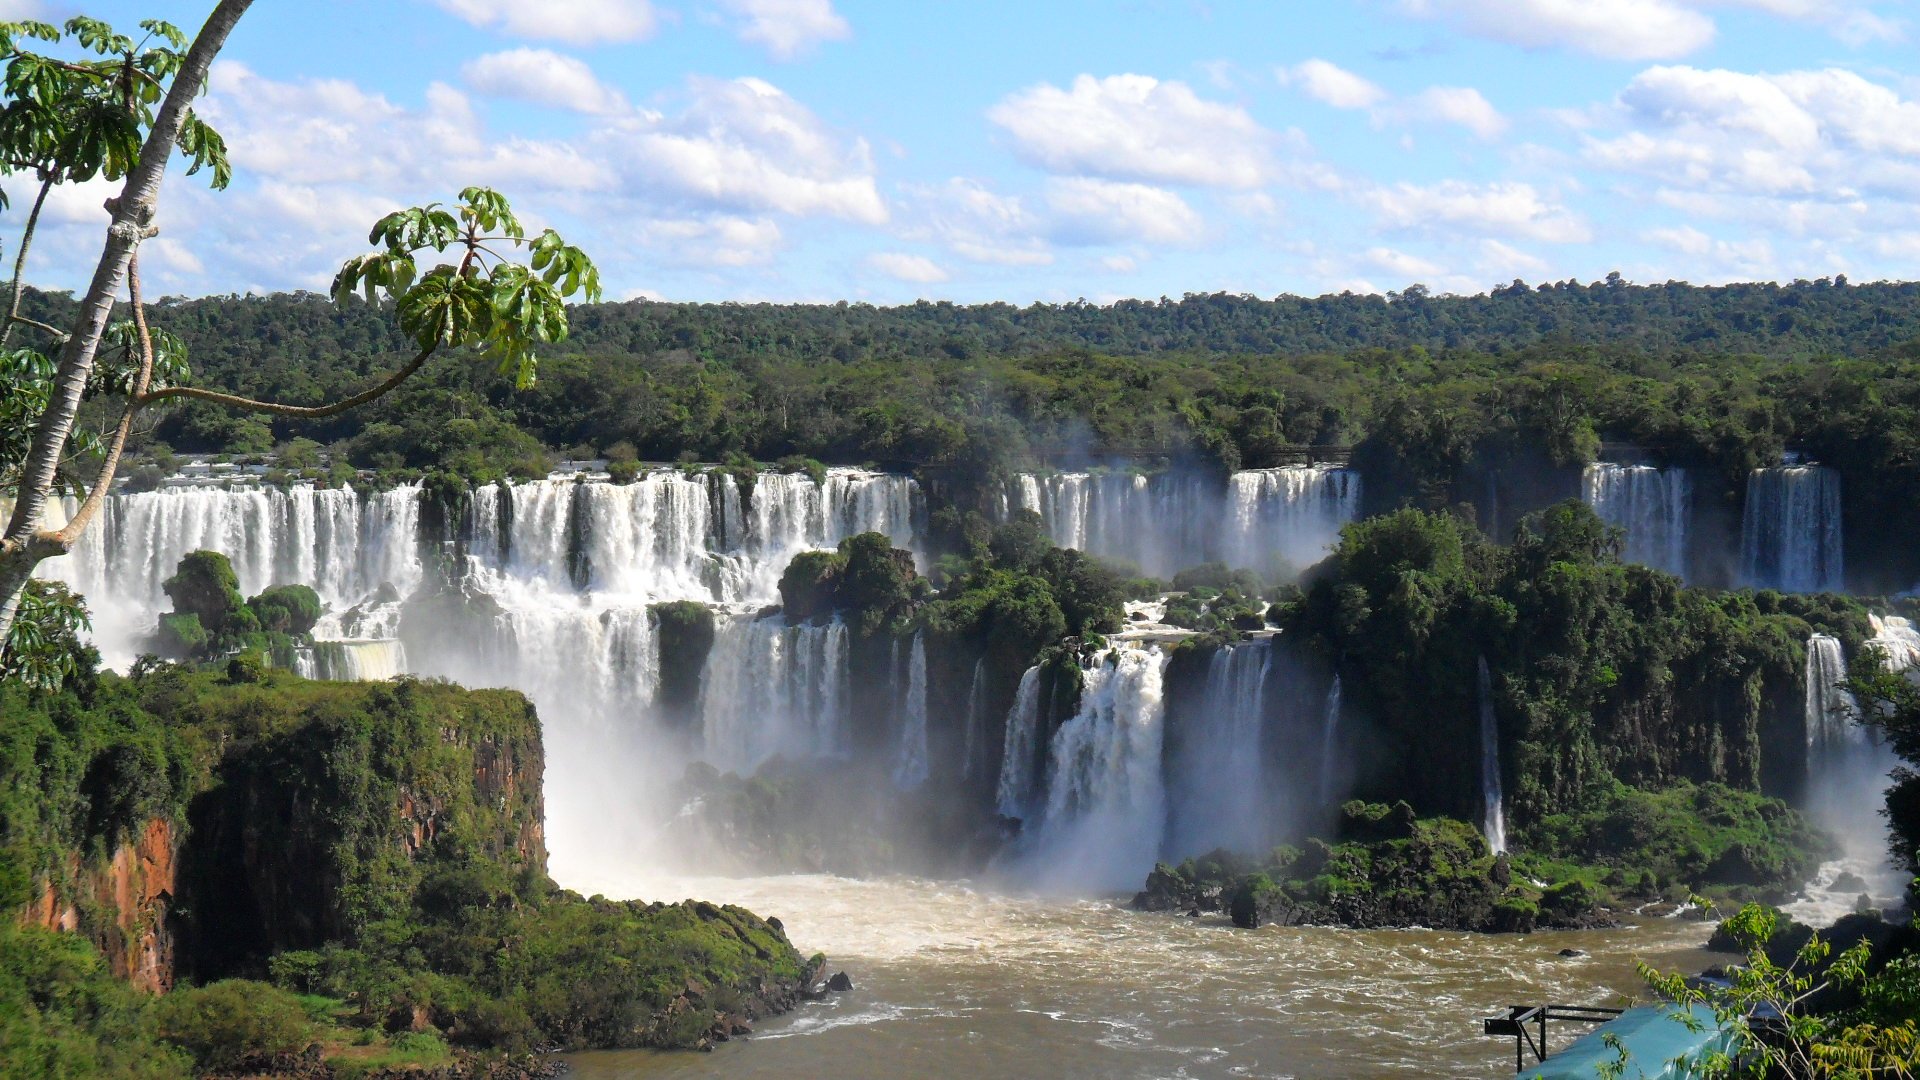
[868,251,949,283]
[1412,86,1507,139]
[1278,59,1387,110]
[1044,177,1205,245]
[899,178,1054,266]
[615,76,887,223]
[1479,239,1550,276]
[1369,179,1592,243]
[1365,246,1445,278]
[431,0,657,44]
[718,0,851,59]
[1403,0,1716,60]
[639,216,784,266]
[988,74,1274,188]
[1101,254,1139,272]
[463,49,629,115]
[1585,66,1920,200]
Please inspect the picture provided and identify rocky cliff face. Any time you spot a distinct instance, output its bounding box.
[22,817,178,992]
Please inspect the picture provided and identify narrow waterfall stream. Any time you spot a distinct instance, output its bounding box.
[1477,657,1507,856]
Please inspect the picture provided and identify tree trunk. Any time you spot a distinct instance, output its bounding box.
[0,0,254,650]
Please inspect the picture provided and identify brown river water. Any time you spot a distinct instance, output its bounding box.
[558,872,1719,1079]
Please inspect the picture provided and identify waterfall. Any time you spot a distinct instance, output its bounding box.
[1164,640,1272,859]
[1318,674,1344,805]
[961,657,987,781]
[1225,466,1363,575]
[1787,627,1907,924]
[1011,467,1358,579]
[296,639,410,681]
[996,666,1045,819]
[1582,463,1690,578]
[893,633,930,789]
[1477,657,1507,855]
[1741,466,1843,592]
[1804,635,1861,758]
[1017,644,1171,891]
[697,614,850,775]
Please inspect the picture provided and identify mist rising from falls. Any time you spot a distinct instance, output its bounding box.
[1742,466,1843,593]
[1012,466,1360,579]
[1582,463,1690,578]
[1477,657,1507,855]
[1014,644,1171,893]
[1163,640,1272,858]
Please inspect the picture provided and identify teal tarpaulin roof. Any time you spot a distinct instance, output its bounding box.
[1518,1004,1737,1080]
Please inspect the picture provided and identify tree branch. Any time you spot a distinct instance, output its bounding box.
[137,345,437,419]
[0,174,55,350]
[9,313,68,341]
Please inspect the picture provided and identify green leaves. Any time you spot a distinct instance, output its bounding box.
[96,318,189,394]
[0,16,231,190]
[335,188,600,389]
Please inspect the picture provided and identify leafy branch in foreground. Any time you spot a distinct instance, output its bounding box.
[138,186,601,415]
[1633,900,1916,1079]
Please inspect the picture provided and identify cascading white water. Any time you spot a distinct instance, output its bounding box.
[1786,627,1906,925]
[697,614,850,775]
[961,656,987,781]
[1318,674,1344,806]
[996,666,1045,819]
[1225,466,1363,575]
[1741,466,1843,593]
[295,639,409,682]
[1011,466,1359,579]
[1016,643,1171,892]
[1804,635,1860,758]
[1582,463,1690,578]
[1164,640,1271,859]
[893,633,930,789]
[1477,657,1507,855]
[47,483,423,666]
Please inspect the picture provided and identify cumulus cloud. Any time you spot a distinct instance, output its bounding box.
[1368,179,1591,243]
[1364,246,1445,278]
[616,76,886,223]
[462,49,629,115]
[1412,86,1507,139]
[1278,59,1387,110]
[1277,60,1508,142]
[900,178,1054,266]
[1402,0,1716,60]
[988,74,1274,188]
[431,0,657,44]
[718,0,851,59]
[638,216,784,266]
[867,251,949,283]
[1044,177,1205,245]
[1585,66,1920,198]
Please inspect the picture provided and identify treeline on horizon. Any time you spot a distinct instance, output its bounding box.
[23,275,1920,586]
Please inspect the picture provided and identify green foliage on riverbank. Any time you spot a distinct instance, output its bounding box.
[1276,501,1868,828]
[1137,792,1824,932]
[0,655,816,1071]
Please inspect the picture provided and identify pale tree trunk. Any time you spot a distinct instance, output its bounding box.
[0,0,254,649]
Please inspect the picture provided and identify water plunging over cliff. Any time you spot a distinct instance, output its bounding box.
[892,633,930,789]
[996,666,1046,820]
[697,614,851,775]
[1014,644,1171,892]
[1741,466,1843,593]
[1011,466,1359,579]
[1582,464,1690,578]
[1319,674,1344,806]
[294,639,409,682]
[1163,640,1272,859]
[1477,657,1507,855]
[1786,627,1905,925]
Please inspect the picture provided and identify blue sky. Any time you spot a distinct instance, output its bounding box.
[14,0,1920,303]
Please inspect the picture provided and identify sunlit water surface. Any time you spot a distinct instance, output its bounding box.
[560,872,1717,1079]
